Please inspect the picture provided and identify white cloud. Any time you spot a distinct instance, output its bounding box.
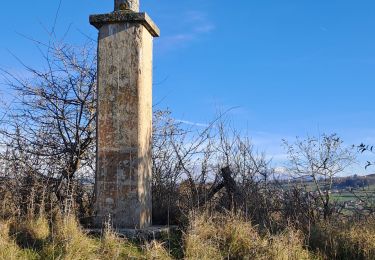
[185,10,207,22]
[156,10,215,52]
[194,24,215,33]
[175,119,209,128]
[162,33,195,46]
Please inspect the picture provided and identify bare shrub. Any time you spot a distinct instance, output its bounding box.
[0,38,96,218]
[283,134,355,220]
[151,113,279,229]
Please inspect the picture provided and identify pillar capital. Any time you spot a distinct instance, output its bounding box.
[90,11,160,37]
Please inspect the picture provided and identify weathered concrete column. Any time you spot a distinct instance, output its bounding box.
[90,3,159,229]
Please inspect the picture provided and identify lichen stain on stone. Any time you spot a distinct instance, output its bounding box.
[108,65,117,75]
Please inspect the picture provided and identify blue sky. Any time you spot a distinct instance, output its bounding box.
[0,0,375,173]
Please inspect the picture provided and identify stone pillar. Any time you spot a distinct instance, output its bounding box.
[90,6,159,229]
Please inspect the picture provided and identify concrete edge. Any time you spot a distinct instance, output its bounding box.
[89,11,160,37]
[86,226,178,240]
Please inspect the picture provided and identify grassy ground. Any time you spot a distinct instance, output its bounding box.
[331,185,375,204]
[284,181,375,204]
[0,215,172,260]
[1,213,375,259]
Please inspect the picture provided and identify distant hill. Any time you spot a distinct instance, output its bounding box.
[365,173,375,178]
[333,174,375,190]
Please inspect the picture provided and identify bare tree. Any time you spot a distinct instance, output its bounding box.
[150,110,280,228]
[283,134,355,220]
[0,39,97,216]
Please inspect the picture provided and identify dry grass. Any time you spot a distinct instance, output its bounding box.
[0,215,173,260]
[344,220,375,259]
[145,240,174,260]
[47,215,99,259]
[310,218,375,259]
[0,221,39,260]
[98,222,146,259]
[2,212,375,259]
[184,212,314,260]
[268,228,312,260]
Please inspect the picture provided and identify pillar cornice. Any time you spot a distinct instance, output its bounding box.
[90,11,160,37]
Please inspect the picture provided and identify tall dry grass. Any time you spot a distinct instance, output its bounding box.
[0,214,172,260]
[0,221,39,260]
[2,212,375,259]
[184,212,315,260]
[310,217,375,259]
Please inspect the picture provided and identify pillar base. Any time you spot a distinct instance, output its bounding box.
[87,226,178,241]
